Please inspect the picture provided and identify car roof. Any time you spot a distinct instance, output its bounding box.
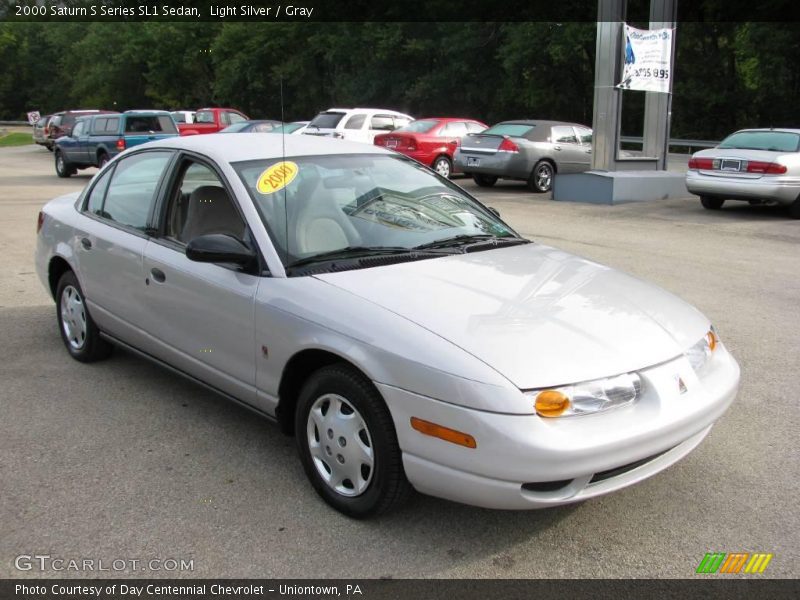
[124,110,171,115]
[143,132,396,163]
[734,128,800,134]
[495,119,587,128]
[324,107,412,116]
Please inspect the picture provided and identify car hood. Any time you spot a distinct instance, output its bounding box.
[314,244,709,389]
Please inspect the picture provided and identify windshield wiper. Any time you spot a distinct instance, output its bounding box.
[413,234,527,251]
[287,246,415,269]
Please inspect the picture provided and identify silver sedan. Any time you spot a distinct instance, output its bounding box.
[686,128,800,218]
[35,133,738,517]
[454,120,593,193]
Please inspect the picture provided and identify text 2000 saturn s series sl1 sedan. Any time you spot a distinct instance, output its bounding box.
[35,134,740,518]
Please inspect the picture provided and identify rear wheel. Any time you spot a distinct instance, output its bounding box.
[700,196,725,210]
[295,364,411,518]
[55,150,74,178]
[789,198,800,220]
[472,174,498,187]
[432,155,453,179]
[97,152,109,168]
[529,160,555,193]
[55,271,112,362]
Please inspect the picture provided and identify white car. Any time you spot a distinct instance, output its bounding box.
[35,134,740,517]
[686,128,800,218]
[170,110,195,125]
[303,107,413,144]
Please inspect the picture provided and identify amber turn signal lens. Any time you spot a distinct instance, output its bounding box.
[706,330,718,352]
[535,390,571,417]
[410,417,477,449]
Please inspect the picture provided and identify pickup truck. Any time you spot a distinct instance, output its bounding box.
[177,107,249,136]
[54,110,179,177]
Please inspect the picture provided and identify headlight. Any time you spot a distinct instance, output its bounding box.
[685,328,719,373]
[527,372,643,418]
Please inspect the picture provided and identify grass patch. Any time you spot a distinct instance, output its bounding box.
[0,132,34,147]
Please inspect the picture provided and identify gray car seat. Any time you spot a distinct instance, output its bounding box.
[180,185,245,243]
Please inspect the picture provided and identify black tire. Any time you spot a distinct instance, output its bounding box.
[55,271,112,363]
[472,174,498,187]
[295,364,412,518]
[432,155,453,179]
[700,196,724,210]
[54,150,74,178]
[528,160,555,193]
[790,198,800,220]
[46,144,54,152]
[97,152,109,169]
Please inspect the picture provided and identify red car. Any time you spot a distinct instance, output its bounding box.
[374,117,487,178]
[178,107,249,136]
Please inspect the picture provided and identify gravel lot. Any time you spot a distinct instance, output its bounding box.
[1,143,798,579]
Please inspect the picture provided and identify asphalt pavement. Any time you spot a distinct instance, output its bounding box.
[0,143,798,578]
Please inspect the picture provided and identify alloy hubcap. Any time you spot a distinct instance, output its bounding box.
[57,155,63,171]
[60,285,87,350]
[306,393,374,497]
[435,159,451,178]
[536,165,553,190]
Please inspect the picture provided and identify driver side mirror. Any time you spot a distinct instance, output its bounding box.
[186,234,256,266]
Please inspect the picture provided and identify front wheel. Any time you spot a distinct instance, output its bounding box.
[55,150,74,178]
[472,174,498,187]
[432,155,453,179]
[700,196,725,210]
[529,160,554,193]
[295,364,411,518]
[55,271,112,362]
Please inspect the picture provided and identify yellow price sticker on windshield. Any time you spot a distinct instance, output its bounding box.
[256,161,299,194]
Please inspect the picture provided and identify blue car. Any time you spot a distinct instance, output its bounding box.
[54,110,179,177]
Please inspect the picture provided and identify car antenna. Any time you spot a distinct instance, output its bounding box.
[280,75,290,267]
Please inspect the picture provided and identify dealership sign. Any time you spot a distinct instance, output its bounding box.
[617,24,673,93]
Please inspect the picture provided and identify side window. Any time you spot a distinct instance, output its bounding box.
[220,112,231,125]
[466,122,486,133]
[442,122,468,137]
[393,117,412,130]
[344,114,366,130]
[93,118,107,134]
[72,121,86,137]
[576,126,593,144]
[370,115,395,131]
[552,126,578,144]
[104,117,120,134]
[102,151,172,231]
[228,112,246,125]
[163,160,246,245]
[85,167,115,216]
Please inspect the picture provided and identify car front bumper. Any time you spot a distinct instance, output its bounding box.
[686,171,800,205]
[378,344,739,509]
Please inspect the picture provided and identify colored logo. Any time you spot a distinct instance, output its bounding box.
[696,552,773,574]
[257,161,298,194]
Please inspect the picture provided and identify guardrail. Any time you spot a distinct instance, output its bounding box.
[620,136,719,152]
[0,121,31,127]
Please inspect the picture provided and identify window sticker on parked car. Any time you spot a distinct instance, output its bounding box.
[257,161,299,194]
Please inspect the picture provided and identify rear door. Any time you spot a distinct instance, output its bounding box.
[74,150,174,347]
[141,155,259,402]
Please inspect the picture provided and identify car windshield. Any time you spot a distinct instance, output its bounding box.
[718,131,800,152]
[308,112,346,129]
[220,122,252,133]
[233,154,519,272]
[483,123,535,137]
[396,120,439,133]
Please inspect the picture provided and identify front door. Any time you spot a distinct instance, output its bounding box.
[142,157,260,403]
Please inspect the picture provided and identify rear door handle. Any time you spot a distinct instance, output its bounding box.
[80,237,92,250]
[150,268,166,283]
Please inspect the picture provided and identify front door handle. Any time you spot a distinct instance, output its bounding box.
[80,237,92,250]
[150,268,166,283]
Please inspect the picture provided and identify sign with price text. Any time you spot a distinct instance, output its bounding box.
[617,24,673,93]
